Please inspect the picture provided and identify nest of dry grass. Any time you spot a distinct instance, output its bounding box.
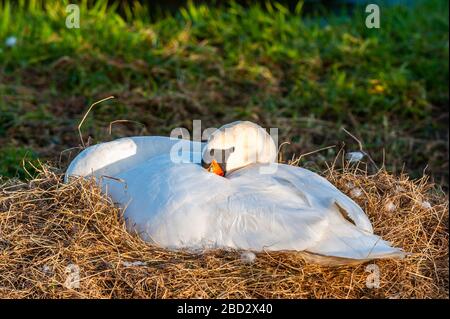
[0,164,448,299]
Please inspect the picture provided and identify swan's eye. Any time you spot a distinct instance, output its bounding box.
[209,149,214,156]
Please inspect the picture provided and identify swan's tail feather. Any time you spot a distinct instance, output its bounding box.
[306,235,406,261]
[306,209,406,261]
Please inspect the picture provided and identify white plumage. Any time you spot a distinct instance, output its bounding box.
[65,121,404,262]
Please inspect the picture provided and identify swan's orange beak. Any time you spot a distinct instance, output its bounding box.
[207,159,224,177]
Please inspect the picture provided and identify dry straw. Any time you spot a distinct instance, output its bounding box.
[0,161,448,298]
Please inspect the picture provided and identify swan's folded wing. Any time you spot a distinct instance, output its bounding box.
[210,189,330,251]
[273,164,374,234]
[100,154,224,247]
[226,164,403,259]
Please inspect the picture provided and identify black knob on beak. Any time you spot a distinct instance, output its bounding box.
[201,158,210,169]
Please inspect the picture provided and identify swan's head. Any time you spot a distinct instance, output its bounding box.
[201,121,277,176]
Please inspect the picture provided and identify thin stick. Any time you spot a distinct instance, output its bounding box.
[277,141,291,154]
[290,145,336,166]
[342,127,363,152]
[342,127,379,171]
[78,96,115,148]
[277,141,291,163]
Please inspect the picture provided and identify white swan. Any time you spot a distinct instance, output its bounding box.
[65,121,404,262]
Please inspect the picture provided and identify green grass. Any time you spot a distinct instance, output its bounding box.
[0,0,448,186]
[0,145,40,180]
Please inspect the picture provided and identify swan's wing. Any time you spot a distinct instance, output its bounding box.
[273,165,404,260]
[101,154,231,248]
[209,184,330,251]
[272,164,374,234]
[229,164,403,260]
[64,136,204,182]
